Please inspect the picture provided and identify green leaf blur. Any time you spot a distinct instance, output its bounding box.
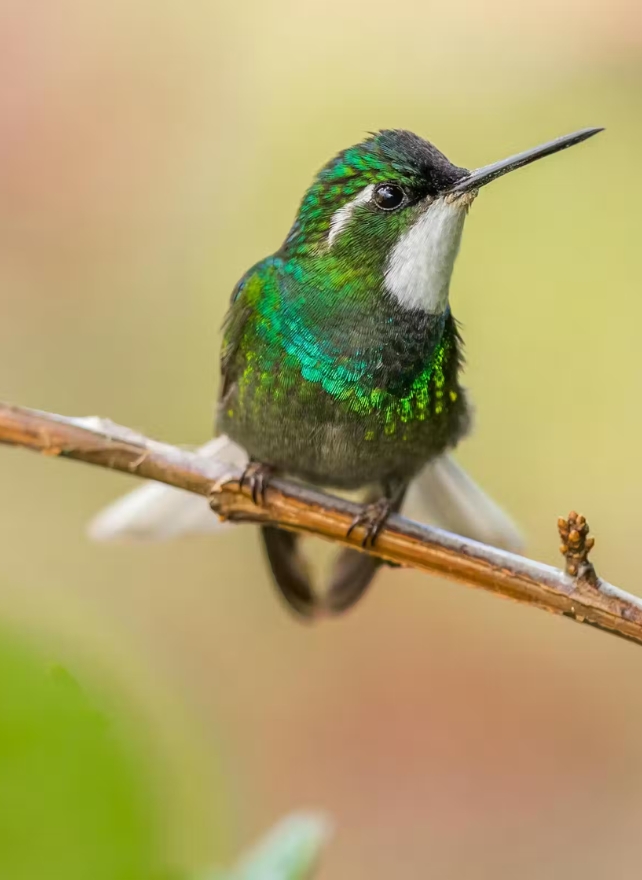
[0,634,156,880]
[224,813,331,880]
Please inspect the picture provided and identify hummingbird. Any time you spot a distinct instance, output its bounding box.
[89,126,602,618]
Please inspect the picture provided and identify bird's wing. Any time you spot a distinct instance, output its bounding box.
[89,446,522,551]
[89,267,265,544]
[87,435,248,542]
[404,453,523,552]
[220,269,256,402]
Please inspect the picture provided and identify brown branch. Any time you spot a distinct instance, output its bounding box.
[0,401,641,645]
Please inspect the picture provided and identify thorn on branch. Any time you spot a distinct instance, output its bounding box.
[127,450,150,473]
[558,511,599,588]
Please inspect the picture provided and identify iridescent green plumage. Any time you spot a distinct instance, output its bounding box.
[217,131,472,490]
[215,129,476,614]
[218,256,468,488]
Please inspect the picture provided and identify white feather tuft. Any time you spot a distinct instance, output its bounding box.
[405,453,524,552]
[87,435,248,542]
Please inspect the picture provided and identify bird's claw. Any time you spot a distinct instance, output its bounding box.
[239,461,273,506]
[346,497,393,549]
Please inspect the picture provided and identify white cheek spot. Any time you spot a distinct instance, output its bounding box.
[327,184,375,247]
[384,198,468,313]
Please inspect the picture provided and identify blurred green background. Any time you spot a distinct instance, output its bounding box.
[0,1,641,877]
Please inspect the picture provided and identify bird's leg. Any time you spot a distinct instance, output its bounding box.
[346,479,407,549]
[346,498,393,549]
[239,460,274,506]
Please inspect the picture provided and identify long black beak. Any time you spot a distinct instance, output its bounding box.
[448,127,604,194]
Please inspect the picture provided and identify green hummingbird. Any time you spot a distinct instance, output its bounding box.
[89,126,602,618]
[215,126,602,614]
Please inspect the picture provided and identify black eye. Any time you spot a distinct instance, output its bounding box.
[373,183,406,211]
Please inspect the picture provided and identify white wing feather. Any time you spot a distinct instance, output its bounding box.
[88,435,522,553]
[405,453,523,552]
[87,435,248,542]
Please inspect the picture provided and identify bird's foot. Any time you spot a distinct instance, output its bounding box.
[346,497,393,549]
[239,461,273,506]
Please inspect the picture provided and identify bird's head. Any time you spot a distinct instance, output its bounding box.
[282,127,602,314]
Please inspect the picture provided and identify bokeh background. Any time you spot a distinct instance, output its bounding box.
[0,1,641,877]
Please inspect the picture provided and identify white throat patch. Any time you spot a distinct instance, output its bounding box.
[384,198,467,313]
[327,184,375,247]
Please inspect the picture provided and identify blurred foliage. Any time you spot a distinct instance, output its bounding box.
[0,623,330,880]
[0,631,159,880]
[210,813,331,880]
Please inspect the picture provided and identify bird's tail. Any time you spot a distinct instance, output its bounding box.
[261,526,385,619]
[261,483,402,619]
